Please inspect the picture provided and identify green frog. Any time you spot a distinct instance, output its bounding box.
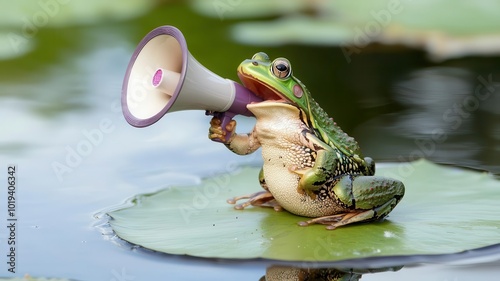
[209,52,404,230]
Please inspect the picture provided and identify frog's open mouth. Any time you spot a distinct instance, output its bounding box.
[237,73,286,103]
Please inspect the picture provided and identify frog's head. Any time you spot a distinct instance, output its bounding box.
[237,52,310,110]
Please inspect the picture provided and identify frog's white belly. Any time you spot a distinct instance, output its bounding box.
[248,102,342,217]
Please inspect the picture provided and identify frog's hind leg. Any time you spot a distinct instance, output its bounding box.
[299,174,404,230]
[227,191,282,211]
[226,168,283,212]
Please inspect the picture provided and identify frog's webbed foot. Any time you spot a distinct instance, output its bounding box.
[298,197,399,230]
[227,191,283,212]
[298,210,376,230]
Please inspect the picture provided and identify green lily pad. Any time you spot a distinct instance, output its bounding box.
[0,1,158,27]
[0,31,36,60]
[191,0,500,60]
[107,159,500,262]
[190,0,307,20]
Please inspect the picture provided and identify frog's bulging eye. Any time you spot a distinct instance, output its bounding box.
[251,52,270,62]
[271,58,291,79]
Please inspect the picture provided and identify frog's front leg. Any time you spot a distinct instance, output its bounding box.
[209,118,281,211]
[299,175,405,230]
[290,131,338,198]
[208,117,261,155]
[227,168,283,212]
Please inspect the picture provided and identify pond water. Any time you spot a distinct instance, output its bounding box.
[1,2,499,280]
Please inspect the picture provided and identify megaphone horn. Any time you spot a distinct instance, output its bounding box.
[121,25,262,142]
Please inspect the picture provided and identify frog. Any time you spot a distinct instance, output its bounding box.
[208,52,405,230]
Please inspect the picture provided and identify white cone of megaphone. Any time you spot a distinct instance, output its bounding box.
[121,25,262,142]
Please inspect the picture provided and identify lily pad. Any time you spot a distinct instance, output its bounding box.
[107,159,500,262]
[0,0,159,60]
[190,0,307,20]
[0,0,158,27]
[0,31,36,60]
[191,0,500,60]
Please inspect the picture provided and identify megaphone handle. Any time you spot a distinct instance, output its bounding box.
[209,111,236,143]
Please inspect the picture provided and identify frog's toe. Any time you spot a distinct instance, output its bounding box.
[298,214,345,227]
[209,132,225,141]
[288,165,308,176]
[227,191,281,211]
[324,210,376,230]
[224,120,237,133]
[298,210,377,230]
[208,125,225,140]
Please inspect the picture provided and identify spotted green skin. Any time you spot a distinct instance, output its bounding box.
[227,53,404,223]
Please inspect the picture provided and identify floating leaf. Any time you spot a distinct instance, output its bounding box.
[190,0,307,19]
[0,0,158,27]
[107,159,500,262]
[205,0,500,61]
[0,0,159,60]
[0,31,36,60]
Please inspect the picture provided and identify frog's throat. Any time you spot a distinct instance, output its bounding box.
[246,101,298,118]
[247,102,301,125]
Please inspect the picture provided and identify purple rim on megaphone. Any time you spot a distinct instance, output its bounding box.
[121,25,262,129]
[121,26,188,127]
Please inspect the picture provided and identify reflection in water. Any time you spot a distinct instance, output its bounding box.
[477,82,500,173]
[393,67,474,138]
[260,265,402,281]
[392,67,480,163]
[355,65,500,175]
[394,66,500,174]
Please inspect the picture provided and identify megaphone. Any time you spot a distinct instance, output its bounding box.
[121,25,262,141]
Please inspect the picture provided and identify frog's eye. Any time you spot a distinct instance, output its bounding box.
[271,58,291,79]
[251,52,270,62]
